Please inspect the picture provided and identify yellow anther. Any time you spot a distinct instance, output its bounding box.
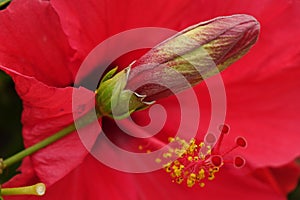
[189,138,196,144]
[190,173,196,178]
[163,163,171,171]
[174,160,180,165]
[165,167,172,173]
[168,148,174,153]
[187,179,195,187]
[199,168,205,174]
[208,174,215,181]
[161,137,225,188]
[178,139,187,146]
[138,145,143,150]
[174,169,182,177]
[198,169,205,179]
[206,149,212,155]
[182,144,189,151]
[176,177,184,184]
[187,173,196,187]
[174,149,185,157]
[146,150,151,153]
[213,167,219,172]
[188,144,197,154]
[174,148,180,154]
[163,152,172,158]
[199,153,205,160]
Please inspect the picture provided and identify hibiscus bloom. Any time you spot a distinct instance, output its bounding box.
[0,0,300,200]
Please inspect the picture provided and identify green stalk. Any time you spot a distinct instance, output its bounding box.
[3,124,75,168]
[2,110,100,168]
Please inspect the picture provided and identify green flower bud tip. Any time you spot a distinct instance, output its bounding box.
[95,66,154,119]
[127,14,260,101]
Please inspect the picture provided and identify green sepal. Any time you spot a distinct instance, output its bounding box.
[100,67,118,84]
[96,67,153,119]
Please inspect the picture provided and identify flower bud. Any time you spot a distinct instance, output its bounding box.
[96,14,260,119]
[127,14,260,101]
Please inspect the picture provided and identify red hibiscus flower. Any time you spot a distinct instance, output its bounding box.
[0,0,300,200]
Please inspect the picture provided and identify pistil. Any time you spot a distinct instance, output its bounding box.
[159,124,247,187]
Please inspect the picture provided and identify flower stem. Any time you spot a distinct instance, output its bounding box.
[2,110,100,169]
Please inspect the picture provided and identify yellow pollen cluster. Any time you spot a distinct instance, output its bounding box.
[161,137,222,188]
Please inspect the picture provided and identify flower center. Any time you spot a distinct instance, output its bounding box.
[159,124,247,188]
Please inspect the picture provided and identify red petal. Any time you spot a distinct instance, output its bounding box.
[50,0,203,58]
[220,1,300,166]
[49,0,210,78]
[0,65,98,186]
[111,0,300,167]
[5,154,297,200]
[252,162,300,195]
[1,0,300,196]
[0,0,78,87]
[3,157,39,188]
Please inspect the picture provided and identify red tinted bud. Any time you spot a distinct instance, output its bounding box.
[127,14,260,101]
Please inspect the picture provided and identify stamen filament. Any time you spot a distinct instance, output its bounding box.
[221,144,240,156]
[221,137,247,156]
[160,125,247,187]
[213,124,230,153]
